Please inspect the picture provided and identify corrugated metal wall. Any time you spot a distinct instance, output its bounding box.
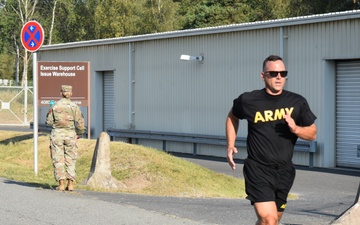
[38,12,360,167]
[132,28,280,136]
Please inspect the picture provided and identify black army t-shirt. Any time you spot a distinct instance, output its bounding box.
[232,88,317,166]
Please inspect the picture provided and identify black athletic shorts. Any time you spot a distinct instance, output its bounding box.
[243,158,296,212]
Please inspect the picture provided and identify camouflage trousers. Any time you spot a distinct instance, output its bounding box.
[49,129,78,181]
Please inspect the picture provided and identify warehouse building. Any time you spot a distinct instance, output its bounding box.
[38,10,360,169]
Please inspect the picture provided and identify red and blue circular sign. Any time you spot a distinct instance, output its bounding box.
[21,21,44,52]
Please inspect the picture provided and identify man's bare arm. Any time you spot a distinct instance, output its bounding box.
[284,112,317,141]
[226,110,239,170]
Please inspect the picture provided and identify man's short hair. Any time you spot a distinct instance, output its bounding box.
[262,55,283,71]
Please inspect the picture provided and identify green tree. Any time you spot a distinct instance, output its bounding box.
[142,0,182,33]
[35,0,98,44]
[0,0,24,84]
[247,0,290,21]
[0,47,15,81]
[180,0,253,29]
[0,0,39,86]
[35,0,62,45]
[94,0,181,38]
[94,0,143,38]
[268,0,290,19]
[34,0,54,45]
[288,0,356,17]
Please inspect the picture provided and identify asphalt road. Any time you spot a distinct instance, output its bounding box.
[1,126,359,225]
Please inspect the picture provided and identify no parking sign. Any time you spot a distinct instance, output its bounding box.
[21,20,44,52]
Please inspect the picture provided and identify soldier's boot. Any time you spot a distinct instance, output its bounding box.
[57,179,65,191]
[66,179,74,191]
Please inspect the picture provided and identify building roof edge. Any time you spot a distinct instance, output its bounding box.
[39,10,360,51]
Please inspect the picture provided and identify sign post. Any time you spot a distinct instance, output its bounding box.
[21,20,44,175]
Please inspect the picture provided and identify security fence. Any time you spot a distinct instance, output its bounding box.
[0,85,34,126]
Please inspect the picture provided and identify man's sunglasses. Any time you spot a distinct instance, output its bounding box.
[265,71,288,78]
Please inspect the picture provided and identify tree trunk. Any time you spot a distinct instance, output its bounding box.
[49,0,58,45]
[22,51,28,86]
[13,35,20,86]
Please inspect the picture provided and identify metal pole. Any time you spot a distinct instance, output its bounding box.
[24,76,28,124]
[33,52,38,175]
[128,43,133,128]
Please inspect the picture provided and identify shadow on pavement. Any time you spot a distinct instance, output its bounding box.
[4,179,54,190]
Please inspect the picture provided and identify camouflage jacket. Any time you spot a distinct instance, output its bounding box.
[45,98,86,135]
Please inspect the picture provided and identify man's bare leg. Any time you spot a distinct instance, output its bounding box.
[254,202,283,225]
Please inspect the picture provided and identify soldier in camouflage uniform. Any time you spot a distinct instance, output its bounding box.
[46,85,86,191]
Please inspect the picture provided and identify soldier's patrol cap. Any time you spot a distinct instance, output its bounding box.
[61,85,72,92]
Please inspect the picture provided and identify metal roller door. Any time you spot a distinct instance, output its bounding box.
[103,71,114,131]
[336,61,360,169]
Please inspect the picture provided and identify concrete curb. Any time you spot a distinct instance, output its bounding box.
[331,182,360,225]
